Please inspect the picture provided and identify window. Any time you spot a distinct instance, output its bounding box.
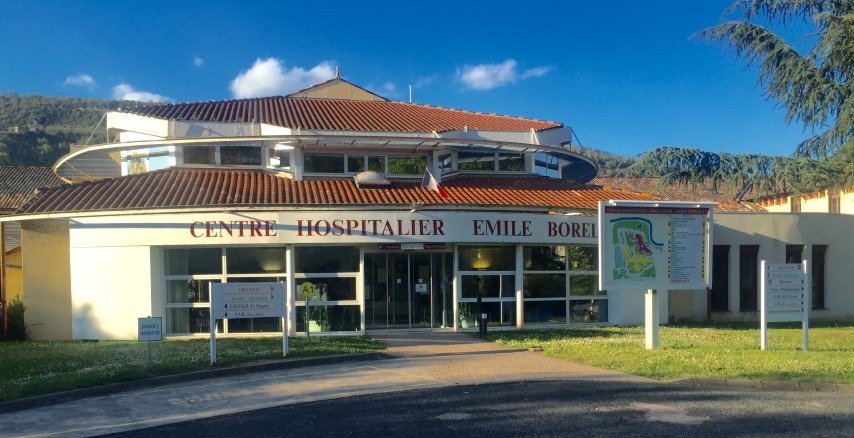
[459,245,516,327]
[387,155,426,174]
[183,146,216,165]
[456,151,525,172]
[458,151,495,171]
[295,246,359,273]
[739,245,759,311]
[268,147,292,171]
[812,245,827,309]
[829,190,841,214]
[163,247,286,336]
[294,245,360,333]
[498,153,524,171]
[710,245,730,312]
[127,153,148,175]
[121,147,172,175]
[522,245,604,326]
[459,246,515,271]
[347,156,365,173]
[438,154,452,174]
[303,153,345,173]
[221,146,262,165]
[786,245,803,264]
[304,153,425,175]
[182,144,263,167]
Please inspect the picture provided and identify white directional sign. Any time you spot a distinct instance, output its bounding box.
[762,263,807,323]
[212,282,285,319]
[760,260,810,351]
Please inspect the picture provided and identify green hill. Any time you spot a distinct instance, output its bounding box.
[0,93,123,166]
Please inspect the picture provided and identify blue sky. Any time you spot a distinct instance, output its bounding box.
[0,1,817,157]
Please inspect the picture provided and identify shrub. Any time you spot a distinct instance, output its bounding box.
[4,297,27,341]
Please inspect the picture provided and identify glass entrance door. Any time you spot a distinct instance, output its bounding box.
[365,252,453,330]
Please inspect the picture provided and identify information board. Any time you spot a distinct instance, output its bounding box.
[212,282,285,319]
[762,263,807,323]
[599,201,713,291]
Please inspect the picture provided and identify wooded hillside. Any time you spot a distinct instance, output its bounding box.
[0,93,122,166]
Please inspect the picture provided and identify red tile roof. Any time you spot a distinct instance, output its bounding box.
[0,166,64,211]
[590,177,764,212]
[15,168,653,215]
[121,97,562,133]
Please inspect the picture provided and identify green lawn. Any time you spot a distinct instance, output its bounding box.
[489,322,854,384]
[0,336,386,401]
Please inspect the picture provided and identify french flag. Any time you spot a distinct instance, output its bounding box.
[422,167,449,199]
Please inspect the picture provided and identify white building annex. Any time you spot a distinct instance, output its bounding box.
[5,77,854,340]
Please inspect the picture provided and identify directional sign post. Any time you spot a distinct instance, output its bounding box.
[760,260,810,351]
[210,282,286,364]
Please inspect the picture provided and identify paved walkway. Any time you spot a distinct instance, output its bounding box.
[0,331,648,437]
[372,331,650,384]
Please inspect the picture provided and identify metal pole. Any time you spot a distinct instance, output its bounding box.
[760,260,767,350]
[803,260,810,351]
[210,307,216,365]
[282,315,288,357]
[147,341,153,371]
[645,289,659,349]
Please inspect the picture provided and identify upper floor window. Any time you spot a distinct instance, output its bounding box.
[790,196,801,213]
[303,153,425,175]
[221,146,262,166]
[829,190,841,214]
[457,151,525,172]
[182,144,262,166]
[121,146,173,176]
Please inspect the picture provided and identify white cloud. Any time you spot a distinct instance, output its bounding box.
[111,83,171,102]
[456,59,551,91]
[193,55,204,67]
[64,74,96,89]
[521,66,552,79]
[366,81,399,99]
[230,58,336,98]
[413,75,436,89]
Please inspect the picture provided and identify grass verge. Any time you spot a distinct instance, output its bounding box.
[0,336,385,402]
[489,322,854,384]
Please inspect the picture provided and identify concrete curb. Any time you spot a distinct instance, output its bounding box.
[0,351,394,415]
[669,377,854,393]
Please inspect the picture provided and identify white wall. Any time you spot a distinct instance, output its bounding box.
[70,246,154,340]
[21,220,71,340]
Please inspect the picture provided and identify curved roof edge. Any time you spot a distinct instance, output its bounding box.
[54,134,598,184]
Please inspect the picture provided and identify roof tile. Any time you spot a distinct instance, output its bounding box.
[15,168,655,215]
[0,166,64,210]
[122,97,562,133]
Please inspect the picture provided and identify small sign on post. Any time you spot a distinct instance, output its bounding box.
[138,317,163,371]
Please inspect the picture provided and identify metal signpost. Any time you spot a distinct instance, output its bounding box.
[138,316,163,371]
[210,282,286,364]
[761,261,810,351]
[599,201,714,349]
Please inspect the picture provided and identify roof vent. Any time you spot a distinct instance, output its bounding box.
[354,171,390,189]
